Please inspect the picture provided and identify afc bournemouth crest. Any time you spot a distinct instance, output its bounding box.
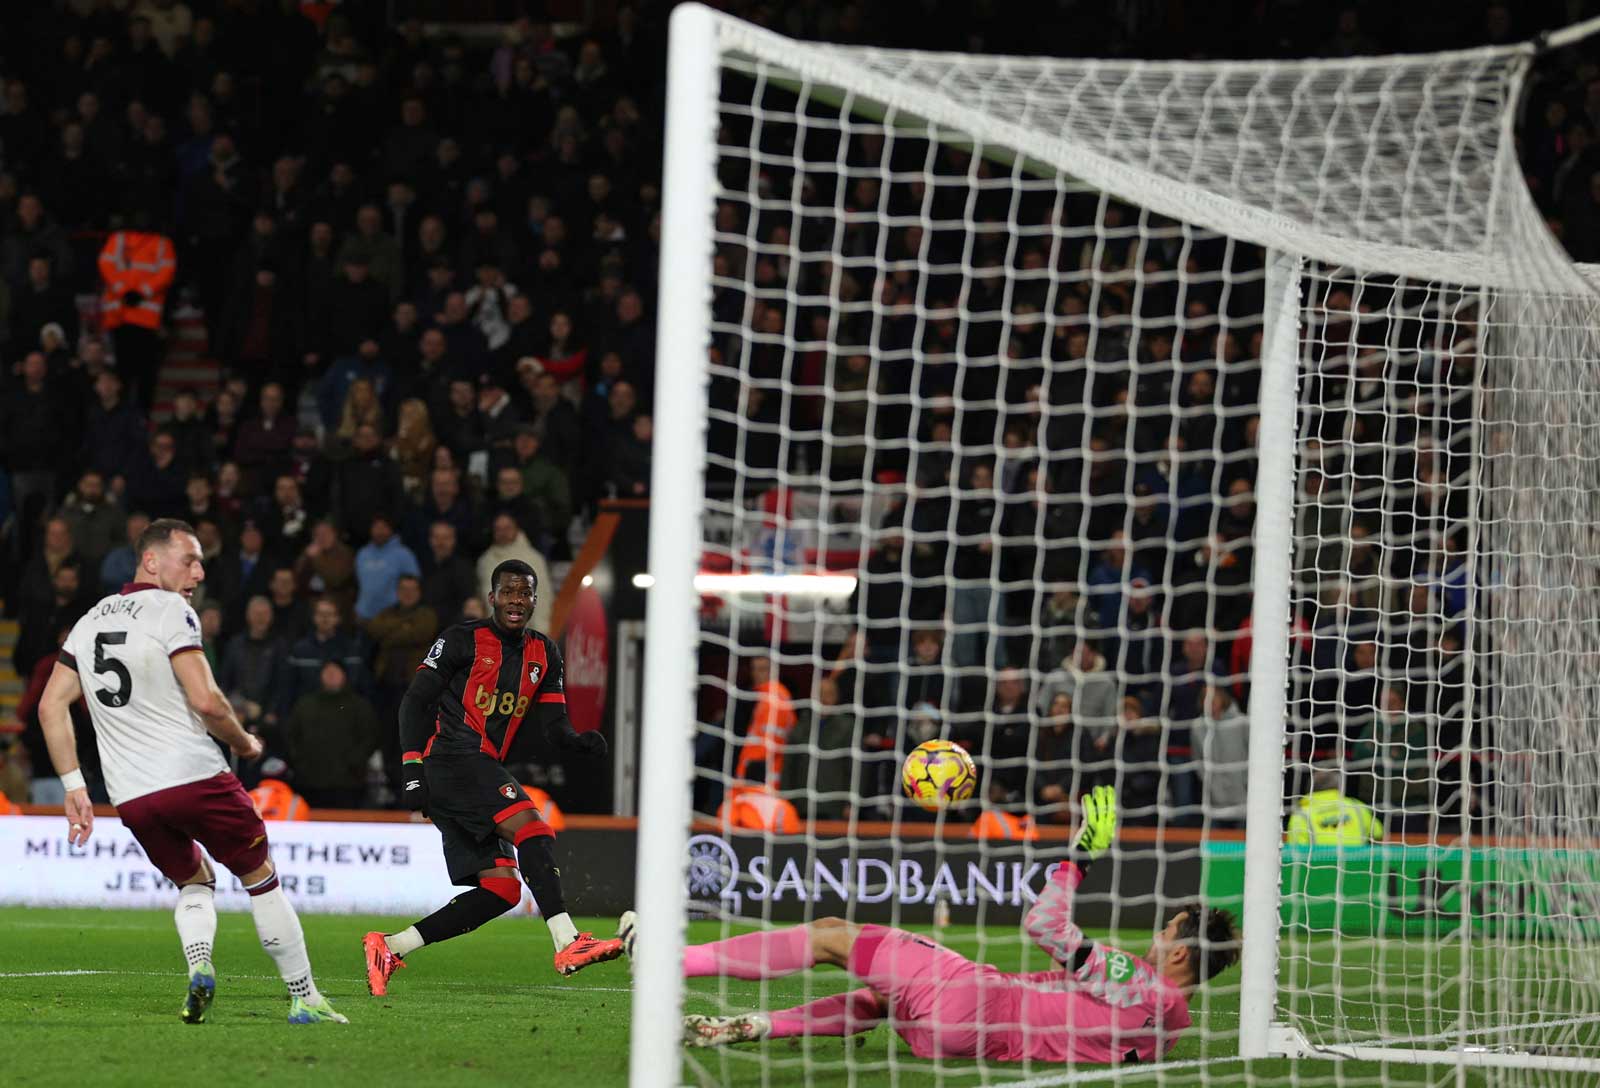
[501,784,519,801]
[528,663,542,687]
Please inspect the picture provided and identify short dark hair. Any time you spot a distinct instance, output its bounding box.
[490,559,536,594]
[1173,902,1241,984]
[135,518,197,556]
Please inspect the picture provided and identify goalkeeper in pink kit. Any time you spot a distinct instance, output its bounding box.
[628,787,1239,1064]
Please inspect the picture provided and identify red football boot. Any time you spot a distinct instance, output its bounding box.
[553,933,625,977]
[363,931,406,996]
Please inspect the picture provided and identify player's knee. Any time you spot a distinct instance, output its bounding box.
[481,874,522,910]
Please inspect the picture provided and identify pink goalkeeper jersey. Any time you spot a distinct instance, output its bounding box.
[1004,862,1192,1064]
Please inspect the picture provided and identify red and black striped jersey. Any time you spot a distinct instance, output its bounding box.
[414,619,567,760]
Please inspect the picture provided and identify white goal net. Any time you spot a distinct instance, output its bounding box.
[633,5,1600,1085]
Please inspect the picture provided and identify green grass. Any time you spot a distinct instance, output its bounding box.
[0,908,1497,1086]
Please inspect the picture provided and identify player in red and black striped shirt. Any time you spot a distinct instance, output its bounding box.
[362,560,620,993]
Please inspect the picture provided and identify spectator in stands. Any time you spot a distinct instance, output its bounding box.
[58,470,124,578]
[294,518,357,621]
[475,512,552,631]
[605,412,652,499]
[97,512,149,595]
[212,521,272,631]
[282,660,379,810]
[354,512,420,622]
[1189,685,1249,826]
[124,429,187,520]
[1287,765,1382,845]
[2,352,72,546]
[777,675,855,820]
[81,370,148,484]
[279,596,370,718]
[420,520,476,628]
[11,255,77,353]
[219,595,286,737]
[977,667,1032,802]
[1035,636,1117,734]
[233,381,295,492]
[265,566,309,644]
[525,370,582,470]
[509,425,572,554]
[1032,691,1079,823]
[734,655,797,786]
[392,398,438,495]
[366,573,437,785]
[16,561,89,679]
[329,422,405,548]
[486,465,545,554]
[404,465,479,555]
[259,474,310,560]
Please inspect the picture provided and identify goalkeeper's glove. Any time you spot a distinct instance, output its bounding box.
[561,729,608,758]
[1071,785,1118,864]
[400,761,429,815]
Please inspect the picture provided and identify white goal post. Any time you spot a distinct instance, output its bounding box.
[636,4,1600,1085]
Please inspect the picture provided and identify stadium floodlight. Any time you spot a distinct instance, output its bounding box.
[634,3,1600,1085]
[691,573,858,599]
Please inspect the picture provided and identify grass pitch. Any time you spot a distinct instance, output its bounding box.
[0,907,1470,1086]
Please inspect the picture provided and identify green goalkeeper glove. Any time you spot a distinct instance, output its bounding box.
[1071,785,1118,862]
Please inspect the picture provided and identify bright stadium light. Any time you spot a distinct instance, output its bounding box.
[581,574,594,587]
[691,573,857,598]
[632,573,656,589]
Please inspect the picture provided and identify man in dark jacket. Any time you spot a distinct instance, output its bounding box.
[330,423,404,548]
[419,520,476,627]
[279,596,372,717]
[365,574,438,787]
[283,660,379,809]
[218,595,287,735]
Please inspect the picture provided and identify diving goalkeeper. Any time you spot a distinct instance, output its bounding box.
[636,787,1239,1064]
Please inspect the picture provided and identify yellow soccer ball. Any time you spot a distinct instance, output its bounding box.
[901,739,977,812]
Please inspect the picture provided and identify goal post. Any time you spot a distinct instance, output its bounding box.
[637,4,1600,1084]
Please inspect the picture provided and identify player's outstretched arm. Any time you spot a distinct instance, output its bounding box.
[39,662,94,846]
[396,664,448,812]
[172,651,262,761]
[1023,786,1118,967]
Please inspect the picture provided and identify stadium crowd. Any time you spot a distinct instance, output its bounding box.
[0,1,670,809]
[0,1,1587,828]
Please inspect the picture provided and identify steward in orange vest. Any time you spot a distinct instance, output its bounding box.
[249,778,310,821]
[99,230,175,330]
[520,784,567,831]
[967,809,1038,841]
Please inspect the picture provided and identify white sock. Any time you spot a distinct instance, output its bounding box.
[174,883,216,970]
[248,884,323,1003]
[386,926,424,957]
[547,911,579,951]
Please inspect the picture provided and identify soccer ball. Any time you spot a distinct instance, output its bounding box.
[901,739,977,812]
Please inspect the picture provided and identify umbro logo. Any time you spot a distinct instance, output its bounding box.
[261,937,282,947]
[482,656,494,665]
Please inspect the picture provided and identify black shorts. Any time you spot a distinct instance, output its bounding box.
[424,753,540,885]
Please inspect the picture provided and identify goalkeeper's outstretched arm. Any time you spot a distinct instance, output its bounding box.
[1022,785,1118,967]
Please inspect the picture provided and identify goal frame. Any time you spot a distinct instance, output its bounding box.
[633,4,1600,1083]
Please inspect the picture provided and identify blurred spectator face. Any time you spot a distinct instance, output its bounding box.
[549,312,572,343]
[261,383,284,417]
[448,380,474,412]
[28,256,51,288]
[462,597,487,620]
[269,568,296,603]
[970,463,993,491]
[533,373,560,408]
[196,520,222,556]
[312,520,337,552]
[1120,695,1143,725]
[150,433,177,467]
[310,222,333,252]
[388,181,414,207]
[173,390,199,420]
[1183,633,1208,670]
[609,381,636,419]
[272,156,298,191]
[356,205,381,236]
[125,513,151,547]
[1049,692,1072,721]
[142,114,166,144]
[818,676,839,708]
[394,301,418,330]
[369,516,394,546]
[396,576,422,608]
[79,338,107,371]
[353,424,381,454]
[431,469,460,507]
[473,208,497,236]
[217,462,240,494]
[1205,685,1231,719]
[749,658,770,687]
[246,597,272,637]
[491,514,519,546]
[77,472,104,504]
[586,173,611,206]
[200,606,223,641]
[186,475,212,506]
[94,370,122,404]
[542,216,567,247]
[1353,641,1378,671]
[22,352,47,385]
[995,669,1025,707]
[912,629,942,665]
[632,415,652,443]
[312,600,340,638]
[77,90,98,120]
[429,521,456,559]
[495,468,523,499]
[240,525,264,555]
[444,293,468,323]
[319,661,347,692]
[474,263,500,288]
[273,476,300,507]
[54,564,80,601]
[330,162,354,189]
[344,260,370,283]
[507,295,532,324]
[598,351,623,381]
[401,98,424,127]
[17,193,40,229]
[616,291,643,324]
[420,216,445,250]
[419,329,447,364]
[45,518,73,556]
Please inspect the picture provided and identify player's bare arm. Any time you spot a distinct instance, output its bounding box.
[172,650,263,761]
[38,662,94,846]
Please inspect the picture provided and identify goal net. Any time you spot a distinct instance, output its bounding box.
[634,5,1600,1084]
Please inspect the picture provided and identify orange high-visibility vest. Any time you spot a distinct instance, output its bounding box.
[248,779,310,821]
[0,791,20,815]
[967,810,1038,841]
[717,787,801,833]
[99,231,176,330]
[520,784,567,831]
[734,680,796,782]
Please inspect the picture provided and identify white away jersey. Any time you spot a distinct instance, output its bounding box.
[61,585,226,806]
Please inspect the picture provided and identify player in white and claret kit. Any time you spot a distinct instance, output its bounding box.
[38,518,347,1025]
